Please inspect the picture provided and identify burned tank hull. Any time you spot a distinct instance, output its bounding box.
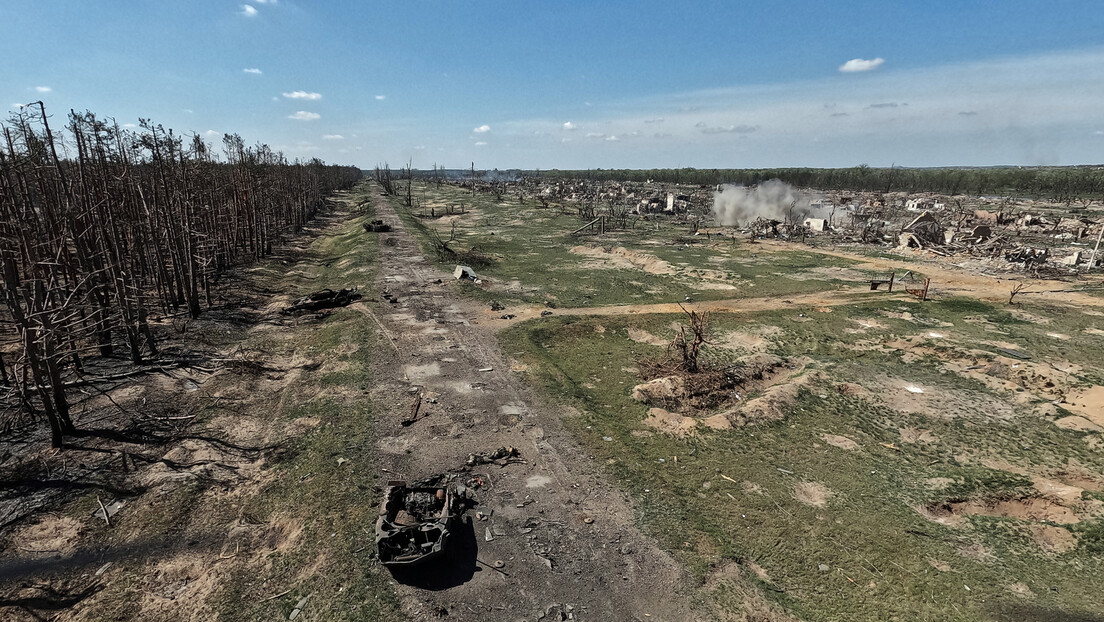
[375,481,457,567]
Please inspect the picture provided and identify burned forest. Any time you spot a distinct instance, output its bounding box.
[0,104,359,450]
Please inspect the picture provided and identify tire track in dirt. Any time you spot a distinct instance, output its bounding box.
[487,288,875,324]
[367,187,700,621]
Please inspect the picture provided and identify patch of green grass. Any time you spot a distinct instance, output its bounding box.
[1074,520,1104,554]
[935,467,1035,501]
[501,302,1104,622]
[207,182,403,621]
[389,185,863,308]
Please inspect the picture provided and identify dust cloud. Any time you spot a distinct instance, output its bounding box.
[711,180,815,226]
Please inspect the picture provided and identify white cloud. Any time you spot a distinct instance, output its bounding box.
[122,122,138,128]
[288,111,320,121]
[839,57,885,73]
[241,4,258,17]
[585,132,605,139]
[1095,130,1104,136]
[35,86,51,93]
[322,134,344,140]
[604,135,620,142]
[701,124,758,134]
[254,0,276,3]
[10,103,24,109]
[473,124,491,133]
[283,91,322,100]
[562,121,576,130]
[375,95,386,100]
[204,130,221,137]
[474,141,488,146]
[243,68,263,75]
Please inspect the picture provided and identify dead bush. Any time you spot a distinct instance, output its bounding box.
[429,228,492,268]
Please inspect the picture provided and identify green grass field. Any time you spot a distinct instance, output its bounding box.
[392,183,1104,622]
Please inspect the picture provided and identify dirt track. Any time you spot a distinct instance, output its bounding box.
[487,289,869,324]
[367,189,699,621]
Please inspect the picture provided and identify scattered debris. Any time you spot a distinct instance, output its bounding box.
[995,347,1031,360]
[467,446,522,466]
[869,271,896,291]
[95,496,112,527]
[1005,247,1049,265]
[401,394,423,427]
[282,288,362,314]
[288,595,310,620]
[454,265,481,283]
[89,498,126,522]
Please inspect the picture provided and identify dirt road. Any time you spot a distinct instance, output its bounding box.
[485,289,869,324]
[367,189,699,621]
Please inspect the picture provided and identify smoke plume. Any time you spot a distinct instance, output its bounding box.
[711,180,814,226]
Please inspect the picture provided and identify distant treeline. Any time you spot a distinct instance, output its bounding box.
[1,104,360,446]
[536,166,1104,202]
[403,165,1104,202]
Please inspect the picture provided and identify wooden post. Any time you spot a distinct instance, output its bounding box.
[1088,224,1104,271]
[888,271,895,292]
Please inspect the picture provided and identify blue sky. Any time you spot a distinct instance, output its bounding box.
[3,1,1103,169]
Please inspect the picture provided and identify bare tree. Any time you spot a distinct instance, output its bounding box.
[669,304,711,373]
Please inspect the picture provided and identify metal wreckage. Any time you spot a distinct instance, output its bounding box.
[375,449,519,566]
[375,480,462,566]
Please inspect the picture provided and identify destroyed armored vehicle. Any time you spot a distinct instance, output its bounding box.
[281,287,361,314]
[363,219,391,232]
[375,480,460,566]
